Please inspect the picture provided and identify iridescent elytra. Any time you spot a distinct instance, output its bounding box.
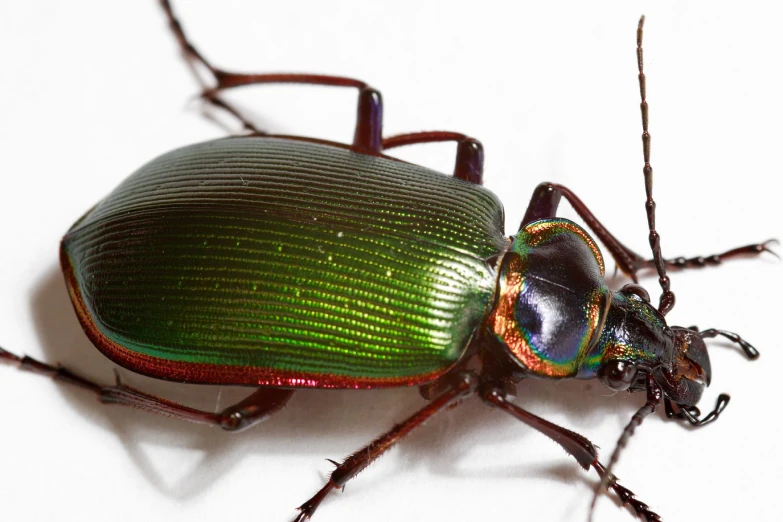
[0,2,780,522]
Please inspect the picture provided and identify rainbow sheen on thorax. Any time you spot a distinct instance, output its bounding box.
[491,219,610,378]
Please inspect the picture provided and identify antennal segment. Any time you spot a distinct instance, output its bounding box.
[637,15,675,316]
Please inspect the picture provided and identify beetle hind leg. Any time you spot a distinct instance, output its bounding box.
[160,0,383,152]
[0,346,292,431]
[160,1,491,162]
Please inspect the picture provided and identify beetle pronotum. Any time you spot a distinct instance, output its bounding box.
[0,2,780,522]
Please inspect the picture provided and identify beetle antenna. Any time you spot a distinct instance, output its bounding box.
[637,15,675,316]
[587,375,662,522]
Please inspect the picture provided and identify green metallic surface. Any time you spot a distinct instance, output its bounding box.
[62,137,505,384]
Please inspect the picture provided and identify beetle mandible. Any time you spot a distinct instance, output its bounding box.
[0,1,776,520]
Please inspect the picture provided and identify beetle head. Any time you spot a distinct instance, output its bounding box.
[589,284,710,407]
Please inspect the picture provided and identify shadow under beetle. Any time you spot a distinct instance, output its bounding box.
[0,3,775,521]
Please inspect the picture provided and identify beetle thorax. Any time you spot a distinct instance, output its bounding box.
[489,219,611,379]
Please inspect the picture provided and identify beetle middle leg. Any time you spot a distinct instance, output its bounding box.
[522,182,776,281]
[479,384,661,521]
[0,346,292,432]
[294,371,478,521]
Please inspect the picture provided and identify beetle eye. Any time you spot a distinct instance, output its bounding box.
[598,360,638,391]
[621,283,650,302]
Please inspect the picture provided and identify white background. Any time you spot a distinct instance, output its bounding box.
[0,2,780,522]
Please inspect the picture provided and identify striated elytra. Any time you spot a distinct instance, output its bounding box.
[61,136,505,387]
[1,2,775,522]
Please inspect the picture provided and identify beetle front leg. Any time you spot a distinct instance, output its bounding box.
[480,386,661,522]
[0,346,292,432]
[294,372,479,521]
[523,182,775,280]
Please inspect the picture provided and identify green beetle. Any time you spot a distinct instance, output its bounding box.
[0,3,776,522]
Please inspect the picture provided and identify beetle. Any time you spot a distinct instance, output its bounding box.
[1,3,783,520]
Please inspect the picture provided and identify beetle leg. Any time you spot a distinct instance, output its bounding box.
[0,346,292,432]
[99,378,294,432]
[637,239,779,273]
[160,0,383,151]
[523,182,647,280]
[479,385,661,521]
[294,371,479,521]
[382,132,484,185]
[522,182,775,281]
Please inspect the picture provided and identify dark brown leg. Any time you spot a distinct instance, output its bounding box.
[523,182,776,282]
[294,372,478,521]
[0,346,293,432]
[480,386,660,521]
[160,0,383,152]
[523,182,648,280]
[382,131,484,185]
[639,240,778,272]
